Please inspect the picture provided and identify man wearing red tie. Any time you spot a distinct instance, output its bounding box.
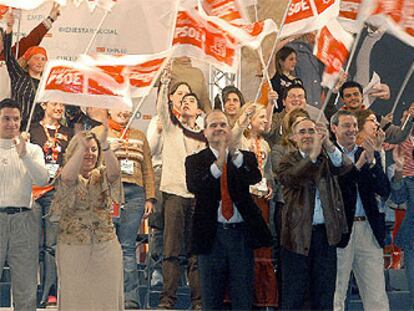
[185,110,272,310]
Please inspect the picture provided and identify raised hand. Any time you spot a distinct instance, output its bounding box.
[5,9,15,33]
[49,3,61,21]
[309,134,323,162]
[374,128,385,151]
[237,103,256,129]
[160,62,172,85]
[369,83,390,100]
[362,137,375,164]
[14,132,30,158]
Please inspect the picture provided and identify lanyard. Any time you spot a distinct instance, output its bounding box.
[40,122,61,163]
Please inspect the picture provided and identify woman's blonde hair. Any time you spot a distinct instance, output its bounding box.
[63,131,102,168]
[239,102,267,137]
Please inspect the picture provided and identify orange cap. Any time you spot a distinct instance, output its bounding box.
[23,46,48,62]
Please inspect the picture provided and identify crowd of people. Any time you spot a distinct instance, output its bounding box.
[0,4,413,311]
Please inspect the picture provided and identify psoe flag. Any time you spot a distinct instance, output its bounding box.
[36,60,132,111]
[366,0,414,47]
[79,49,172,98]
[313,18,354,88]
[338,0,365,33]
[172,8,239,73]
[0,0,66,10]
[198,0,278,50]
[280,0,340,39]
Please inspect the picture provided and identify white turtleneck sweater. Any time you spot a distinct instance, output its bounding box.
[0,138,49,208]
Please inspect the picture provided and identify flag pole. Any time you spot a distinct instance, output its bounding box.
[83,9,110,55]
[330,29,364,107]
[390,61,414,115]
[14,9,21,58]
[253,0,292,104]
[120,55,173,139]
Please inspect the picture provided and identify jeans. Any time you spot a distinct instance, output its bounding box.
[198,224,254,310]
[37,190,59,302]
[114,183,145,306]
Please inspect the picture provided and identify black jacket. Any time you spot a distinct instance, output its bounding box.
[337,147,390,248]
[185,148,273,255]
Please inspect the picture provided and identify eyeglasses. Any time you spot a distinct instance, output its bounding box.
[296,128,316,135]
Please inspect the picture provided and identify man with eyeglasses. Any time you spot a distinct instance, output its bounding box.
[264,84,328,149]
[330,110,391,311]
[276,117,350,309]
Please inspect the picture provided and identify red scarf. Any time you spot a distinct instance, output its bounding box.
[108,118,130,138]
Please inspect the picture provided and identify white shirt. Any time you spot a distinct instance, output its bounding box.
[0,138,49,208]
[209,146,245,223]
[299,146,343,224]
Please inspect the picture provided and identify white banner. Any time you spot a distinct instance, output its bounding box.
[280,0,341,39]
[79,49,172,98]
[197,1,278,50]
[36,59,133,111]
[0,0,66,10]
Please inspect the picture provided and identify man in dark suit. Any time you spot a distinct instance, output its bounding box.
[330,110,391,311]
[185,110,272,310]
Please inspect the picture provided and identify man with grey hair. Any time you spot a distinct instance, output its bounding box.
[0,98,49,310]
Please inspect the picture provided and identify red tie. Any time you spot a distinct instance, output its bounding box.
[220,161,234,220]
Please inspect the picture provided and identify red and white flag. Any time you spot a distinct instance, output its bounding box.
[197,1,278,50]
[172,8,239,72]
[280,0,340,39]
[202,0,248,22]
[366,0,414,46]
[338,0,365,33]
[79,50,172,98]
[36,60,132,111]
[0,0,66,10]
[314,18,354,88]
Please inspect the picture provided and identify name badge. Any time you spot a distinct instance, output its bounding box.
[120,159,134,175]
[46,163,60,179]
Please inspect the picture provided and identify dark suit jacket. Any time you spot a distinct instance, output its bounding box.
[185,148,273,255]
[337,147,391,248]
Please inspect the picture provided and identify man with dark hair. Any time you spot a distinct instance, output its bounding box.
[331,81,413,144]
[0,98,49,310]
[276,117,350,309]
[331,110,391,311]
[185,109,272,310]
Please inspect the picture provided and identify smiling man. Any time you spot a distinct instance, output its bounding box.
[185,110,272,310]
[276,117,350,310]
[0,98,49,311]
[330,110,391,311]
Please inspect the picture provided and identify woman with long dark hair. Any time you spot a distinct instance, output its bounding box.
[271,46,303,112]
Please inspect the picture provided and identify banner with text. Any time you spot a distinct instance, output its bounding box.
[280,0,340,39]
[36,60,132,110]
[314,18,354,88]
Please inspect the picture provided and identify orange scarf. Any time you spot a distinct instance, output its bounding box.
[108,118,130,138]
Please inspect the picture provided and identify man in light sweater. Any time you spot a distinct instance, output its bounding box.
[157,68,206,309]
[0,98,49,311]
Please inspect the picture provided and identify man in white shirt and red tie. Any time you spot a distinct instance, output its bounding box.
[0,98,49,310]
[185,110,272,310]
